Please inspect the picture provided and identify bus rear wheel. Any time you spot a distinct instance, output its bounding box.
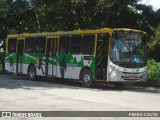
[28,65,37,80]
[81,69,93,88]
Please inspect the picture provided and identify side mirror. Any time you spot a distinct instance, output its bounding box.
[142,34,147,42]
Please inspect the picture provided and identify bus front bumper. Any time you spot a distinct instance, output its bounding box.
[108,70,147,82]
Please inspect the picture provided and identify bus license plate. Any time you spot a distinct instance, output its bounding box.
[129,76,135,79]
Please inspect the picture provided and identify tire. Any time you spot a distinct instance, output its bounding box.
[114,82,124,89]
[81,69,93,88]
[28,65,37,80]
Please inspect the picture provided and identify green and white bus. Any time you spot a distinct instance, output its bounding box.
[5,28,147,87]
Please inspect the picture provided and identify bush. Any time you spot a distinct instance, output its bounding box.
[147,59,160,81]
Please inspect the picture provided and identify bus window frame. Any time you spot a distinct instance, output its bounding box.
[7,38,17,53]
[35,36,46,54]
[59,35,70,54]
[25,37,36,53]
[17,38,25,55]
[70,34,82,54]
[46,36,59,56]
[82,34,96,55]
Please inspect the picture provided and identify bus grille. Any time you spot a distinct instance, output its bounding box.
[122,72,143,80]
[121,76,142,80]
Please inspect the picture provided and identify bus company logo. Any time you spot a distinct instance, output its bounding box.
[2,112,12,117]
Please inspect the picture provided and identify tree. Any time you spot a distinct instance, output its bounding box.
[133,4,156,35]
[0,0,9,39]
[148,26,160,61]
[0,0,159,35]
[0,0,37,34]
[27,0,142,31]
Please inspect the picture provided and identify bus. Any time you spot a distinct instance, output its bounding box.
[5,28,147,87]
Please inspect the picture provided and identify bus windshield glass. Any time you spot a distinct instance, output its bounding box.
[110,30,147,68]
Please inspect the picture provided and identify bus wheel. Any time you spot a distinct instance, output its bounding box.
[28,65,37,80]
[81,69,93,87]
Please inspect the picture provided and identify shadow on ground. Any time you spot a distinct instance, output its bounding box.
[0,73,160,94]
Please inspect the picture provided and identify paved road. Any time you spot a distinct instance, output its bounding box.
[0,74,160,120]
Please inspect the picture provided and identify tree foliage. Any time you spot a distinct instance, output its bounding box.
[1,0,159,33]
[148,26,160,61]
[147,59,160,81]
[0,0,160,60]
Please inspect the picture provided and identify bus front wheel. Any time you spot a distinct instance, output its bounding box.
[81,69,93,88]
[28,65,37,80]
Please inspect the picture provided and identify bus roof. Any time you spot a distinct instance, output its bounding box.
[7,28,146,38]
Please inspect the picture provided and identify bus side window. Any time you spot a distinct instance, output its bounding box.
[70,35,82,54]
[35,36,46,53]
[8,38,17,53]
[60,36,70,54]
[25,37,35,53]
[47,38,56,56]
[82,35,95,55]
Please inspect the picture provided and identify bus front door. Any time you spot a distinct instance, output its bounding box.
[96,34,109,80]
[16,39,24,73]
[46,37,58,76]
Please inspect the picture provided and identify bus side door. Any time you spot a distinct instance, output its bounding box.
[96,33,109,80]
[46,36,58,76]
[16,38,25,74]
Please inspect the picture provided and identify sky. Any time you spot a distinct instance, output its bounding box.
[138,0,160,11]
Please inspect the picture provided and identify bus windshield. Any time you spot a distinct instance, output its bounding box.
[110,30,147,68]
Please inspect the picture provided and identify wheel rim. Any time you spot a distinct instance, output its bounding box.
[84,74,91,82]
[30,68,35,79]
[82,70,92,87]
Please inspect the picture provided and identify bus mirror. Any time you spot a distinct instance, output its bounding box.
[142,34,147,42]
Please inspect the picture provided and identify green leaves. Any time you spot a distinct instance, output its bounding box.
[147,59,160,81]
[71,0,86,4]
[148,26,160,61]
[0,0,159,39]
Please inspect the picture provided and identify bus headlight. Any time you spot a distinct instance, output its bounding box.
[110,65,115,71]
[110,65,121,74]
